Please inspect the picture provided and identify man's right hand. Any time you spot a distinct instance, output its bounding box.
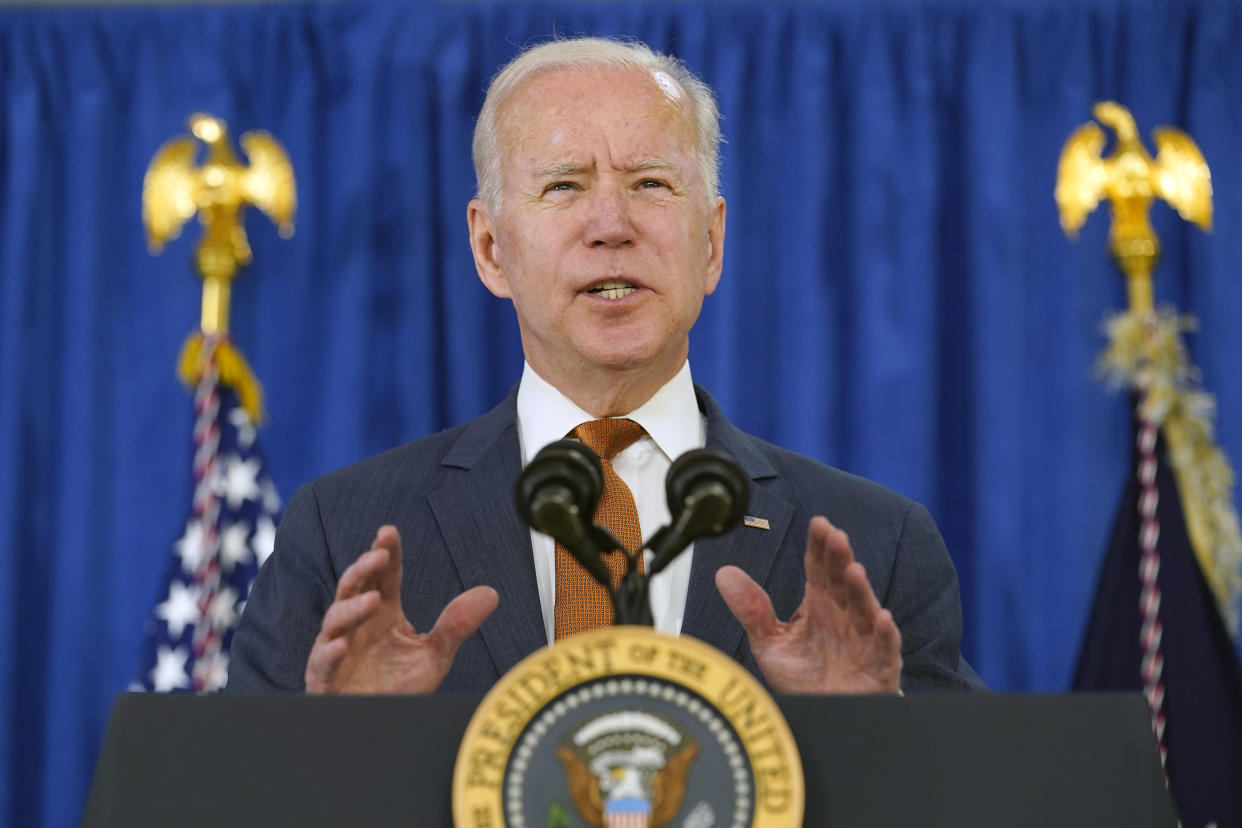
[304,525,499,694]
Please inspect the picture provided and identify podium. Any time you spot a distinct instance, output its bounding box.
[84,692,1175,827]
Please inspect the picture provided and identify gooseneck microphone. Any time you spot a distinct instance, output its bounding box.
[645,449,749,575]
[514,439,621,589]
[514,440,749,628]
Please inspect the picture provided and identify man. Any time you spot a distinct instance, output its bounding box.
[227,37,983,695]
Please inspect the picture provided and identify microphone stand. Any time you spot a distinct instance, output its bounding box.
[516,443,747,629]
[602,476,743,627]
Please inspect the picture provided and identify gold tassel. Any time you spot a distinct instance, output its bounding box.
[176,332,266,425]
[1098,308,1242,634]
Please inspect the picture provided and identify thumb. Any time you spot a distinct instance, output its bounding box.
[715,566,779,643]
[426,585,500,656]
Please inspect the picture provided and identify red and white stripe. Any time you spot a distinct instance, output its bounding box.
[189,337,227,692]
[1135,409,1168,774]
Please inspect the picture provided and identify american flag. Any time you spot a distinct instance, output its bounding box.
[134,338,281,693]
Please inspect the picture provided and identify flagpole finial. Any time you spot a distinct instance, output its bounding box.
[1055,101,1212,313]
[142,112,296,335]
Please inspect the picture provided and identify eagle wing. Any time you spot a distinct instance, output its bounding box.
[1055,121,1107,238]
[142,136,199,252]
[240,130,296,238]
[555,746,604,828]
[1153,127,1212,231]
[650,742,701,827]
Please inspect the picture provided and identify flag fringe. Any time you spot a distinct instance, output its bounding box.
[177,332,265,424]
[1097,307,1242,634]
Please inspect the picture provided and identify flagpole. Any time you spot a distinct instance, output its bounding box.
[136,113,296,693]
[1060,102,1242,821]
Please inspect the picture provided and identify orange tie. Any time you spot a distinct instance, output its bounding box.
[554,418,647,639]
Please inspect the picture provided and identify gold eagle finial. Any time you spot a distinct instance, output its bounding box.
[142,112,295,334]
[1055,101,1211,312]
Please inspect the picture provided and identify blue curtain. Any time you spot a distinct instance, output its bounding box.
[3,0,1241,825]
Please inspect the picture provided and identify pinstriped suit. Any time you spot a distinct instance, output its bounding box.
[227,385,983,693]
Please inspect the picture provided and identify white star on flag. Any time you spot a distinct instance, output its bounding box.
[151,645,191,692]
[228,406,257,450]
[219,520,253,571]
[252,514,277,566]
[206,586,240,629]
[175,519,208,575]
[196,650,230,693]
[154,581,201,639]
[219,454,262,510]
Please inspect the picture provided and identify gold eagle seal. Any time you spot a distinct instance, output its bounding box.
[453,627,803,828]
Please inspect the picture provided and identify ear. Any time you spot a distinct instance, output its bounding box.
[468,199,511,298]
[703,196,726,295]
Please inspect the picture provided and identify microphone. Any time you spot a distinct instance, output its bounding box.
[514,439,619,588]
[646,449,749,574]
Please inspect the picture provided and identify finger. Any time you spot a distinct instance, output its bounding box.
[874,608,903,659]
[425,586,500,657]
[715,566,780,643]
[305,636,348,694]
[319,590,382,641]
[336,546,390,601]
[806,516,855,607]
[371,525,405,601]
[840,562,883,634]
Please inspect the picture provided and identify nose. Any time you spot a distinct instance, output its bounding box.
[584,183,635,248]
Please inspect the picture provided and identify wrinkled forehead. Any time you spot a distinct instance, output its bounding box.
[495,65,697,167]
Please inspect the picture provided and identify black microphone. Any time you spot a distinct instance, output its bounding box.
[646,449,749,574]
[514,439,619,588]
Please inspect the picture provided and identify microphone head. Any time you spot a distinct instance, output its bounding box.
[514,439,604,533]
[665,449,749,537]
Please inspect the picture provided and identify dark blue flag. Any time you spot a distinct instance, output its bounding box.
[1074,412,1242,828]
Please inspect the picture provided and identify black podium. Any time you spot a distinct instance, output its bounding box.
[83,692,1175,827]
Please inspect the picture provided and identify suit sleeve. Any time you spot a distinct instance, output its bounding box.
[885,502,987,692]
[226,483,338,692]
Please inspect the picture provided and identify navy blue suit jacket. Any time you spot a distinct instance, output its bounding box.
[228,386,983,693]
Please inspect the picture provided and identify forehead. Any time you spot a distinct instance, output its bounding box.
[495,66,696,171]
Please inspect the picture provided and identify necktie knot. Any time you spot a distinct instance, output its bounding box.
[571,418,646,463]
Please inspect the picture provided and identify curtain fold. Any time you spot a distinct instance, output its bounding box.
[2,1,1240,825]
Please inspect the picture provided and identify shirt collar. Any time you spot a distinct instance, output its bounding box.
[516,361,703,465]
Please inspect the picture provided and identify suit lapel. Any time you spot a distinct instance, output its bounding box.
[680,388,795,658]
[428,390,547,678]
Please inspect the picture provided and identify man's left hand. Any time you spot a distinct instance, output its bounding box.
[715,515,902,694]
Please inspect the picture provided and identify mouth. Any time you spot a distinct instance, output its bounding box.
[584,278,640,300]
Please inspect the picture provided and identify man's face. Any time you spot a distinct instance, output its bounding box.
[469,65,726,391]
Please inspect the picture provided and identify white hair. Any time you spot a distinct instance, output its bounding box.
[472,37,722,212]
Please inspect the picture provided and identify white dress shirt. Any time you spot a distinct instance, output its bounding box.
[515,361,706,643]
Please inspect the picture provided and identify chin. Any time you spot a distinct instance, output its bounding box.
[579,340,679,375]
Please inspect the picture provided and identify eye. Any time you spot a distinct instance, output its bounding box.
[638,178,668,189]
[544,180,579,193]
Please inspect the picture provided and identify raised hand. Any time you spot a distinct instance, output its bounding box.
[304,525,499,694]
[715,516,902,694]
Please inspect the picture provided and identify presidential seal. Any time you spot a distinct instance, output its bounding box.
[453,627,803,828]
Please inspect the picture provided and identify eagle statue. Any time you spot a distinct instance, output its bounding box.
[142,113,295,285]
[1055,101,1211,254]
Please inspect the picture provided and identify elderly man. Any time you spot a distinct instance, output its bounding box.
[227,37,983,695]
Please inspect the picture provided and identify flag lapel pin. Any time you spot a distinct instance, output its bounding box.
[743,515,770,530]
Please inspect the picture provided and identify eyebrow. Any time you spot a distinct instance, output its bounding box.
[532,157,680,179]
[534,162,585,179]
[629,157,678,173]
